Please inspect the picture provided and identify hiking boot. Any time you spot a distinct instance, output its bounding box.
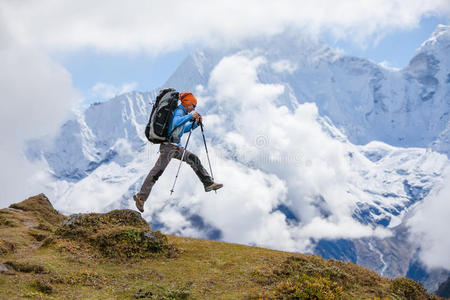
[205,183,223,192]
[133,194,145,213]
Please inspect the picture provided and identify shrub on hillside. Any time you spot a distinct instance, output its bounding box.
[49,209,175,259]
[391,277,431,299]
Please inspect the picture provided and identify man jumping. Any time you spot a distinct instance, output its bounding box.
[133,92,223,213]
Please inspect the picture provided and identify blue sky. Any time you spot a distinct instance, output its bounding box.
[325,15,450,68]
[52,46,194,104]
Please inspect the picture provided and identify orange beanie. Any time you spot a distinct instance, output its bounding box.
[179,92,197,107]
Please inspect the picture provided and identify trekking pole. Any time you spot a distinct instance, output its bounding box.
[170,126,193,195]
[199,121,216,193]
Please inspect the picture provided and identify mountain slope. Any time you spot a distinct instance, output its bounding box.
[0,194,441,299]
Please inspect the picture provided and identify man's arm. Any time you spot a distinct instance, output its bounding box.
[183,120,198,133]
[171,109,193,132]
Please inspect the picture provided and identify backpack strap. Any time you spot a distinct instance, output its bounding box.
[167,106,187,144]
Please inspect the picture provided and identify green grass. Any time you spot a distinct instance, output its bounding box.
[0,194,442,299]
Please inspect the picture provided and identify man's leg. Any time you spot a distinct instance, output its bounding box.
[137,144,175,202]
[173,148,218,190]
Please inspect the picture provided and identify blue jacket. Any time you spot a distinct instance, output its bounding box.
[168,105,198,146]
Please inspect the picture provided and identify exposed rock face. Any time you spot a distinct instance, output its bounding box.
[436,276,450,298]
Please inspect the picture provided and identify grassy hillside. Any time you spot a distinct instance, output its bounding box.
[0,194,441,299]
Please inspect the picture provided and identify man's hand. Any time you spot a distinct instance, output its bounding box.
[192,112,201,123]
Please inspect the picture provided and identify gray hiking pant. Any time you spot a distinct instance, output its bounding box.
[137,143,214,201]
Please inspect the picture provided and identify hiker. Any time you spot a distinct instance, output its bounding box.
[134,92,223,212]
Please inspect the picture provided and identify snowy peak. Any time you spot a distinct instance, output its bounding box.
[164,27,450,154]
[399,25,450,156]
[164,32,339,91]
[419,24,450,52]
[26,91,156,181]
[407,24,450,78]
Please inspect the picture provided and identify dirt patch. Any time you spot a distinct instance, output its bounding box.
[3,261,47,274]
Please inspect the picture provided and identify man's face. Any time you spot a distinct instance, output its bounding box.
[185,104,195,113]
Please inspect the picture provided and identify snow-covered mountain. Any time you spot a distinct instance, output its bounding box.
[166,25,450,155]
[26,25,450,291]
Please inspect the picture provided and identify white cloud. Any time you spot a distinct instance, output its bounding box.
[299,217,392,240]
[90,82,138,100]
[407,166,450,270]
[138,52,391,252]
[0,41,79,207]
[1,0,449,54]
[378,60,400,71]
[206,54,359,227]
[271,60,298,74]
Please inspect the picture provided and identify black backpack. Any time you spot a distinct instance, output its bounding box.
[145,88,180,144]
